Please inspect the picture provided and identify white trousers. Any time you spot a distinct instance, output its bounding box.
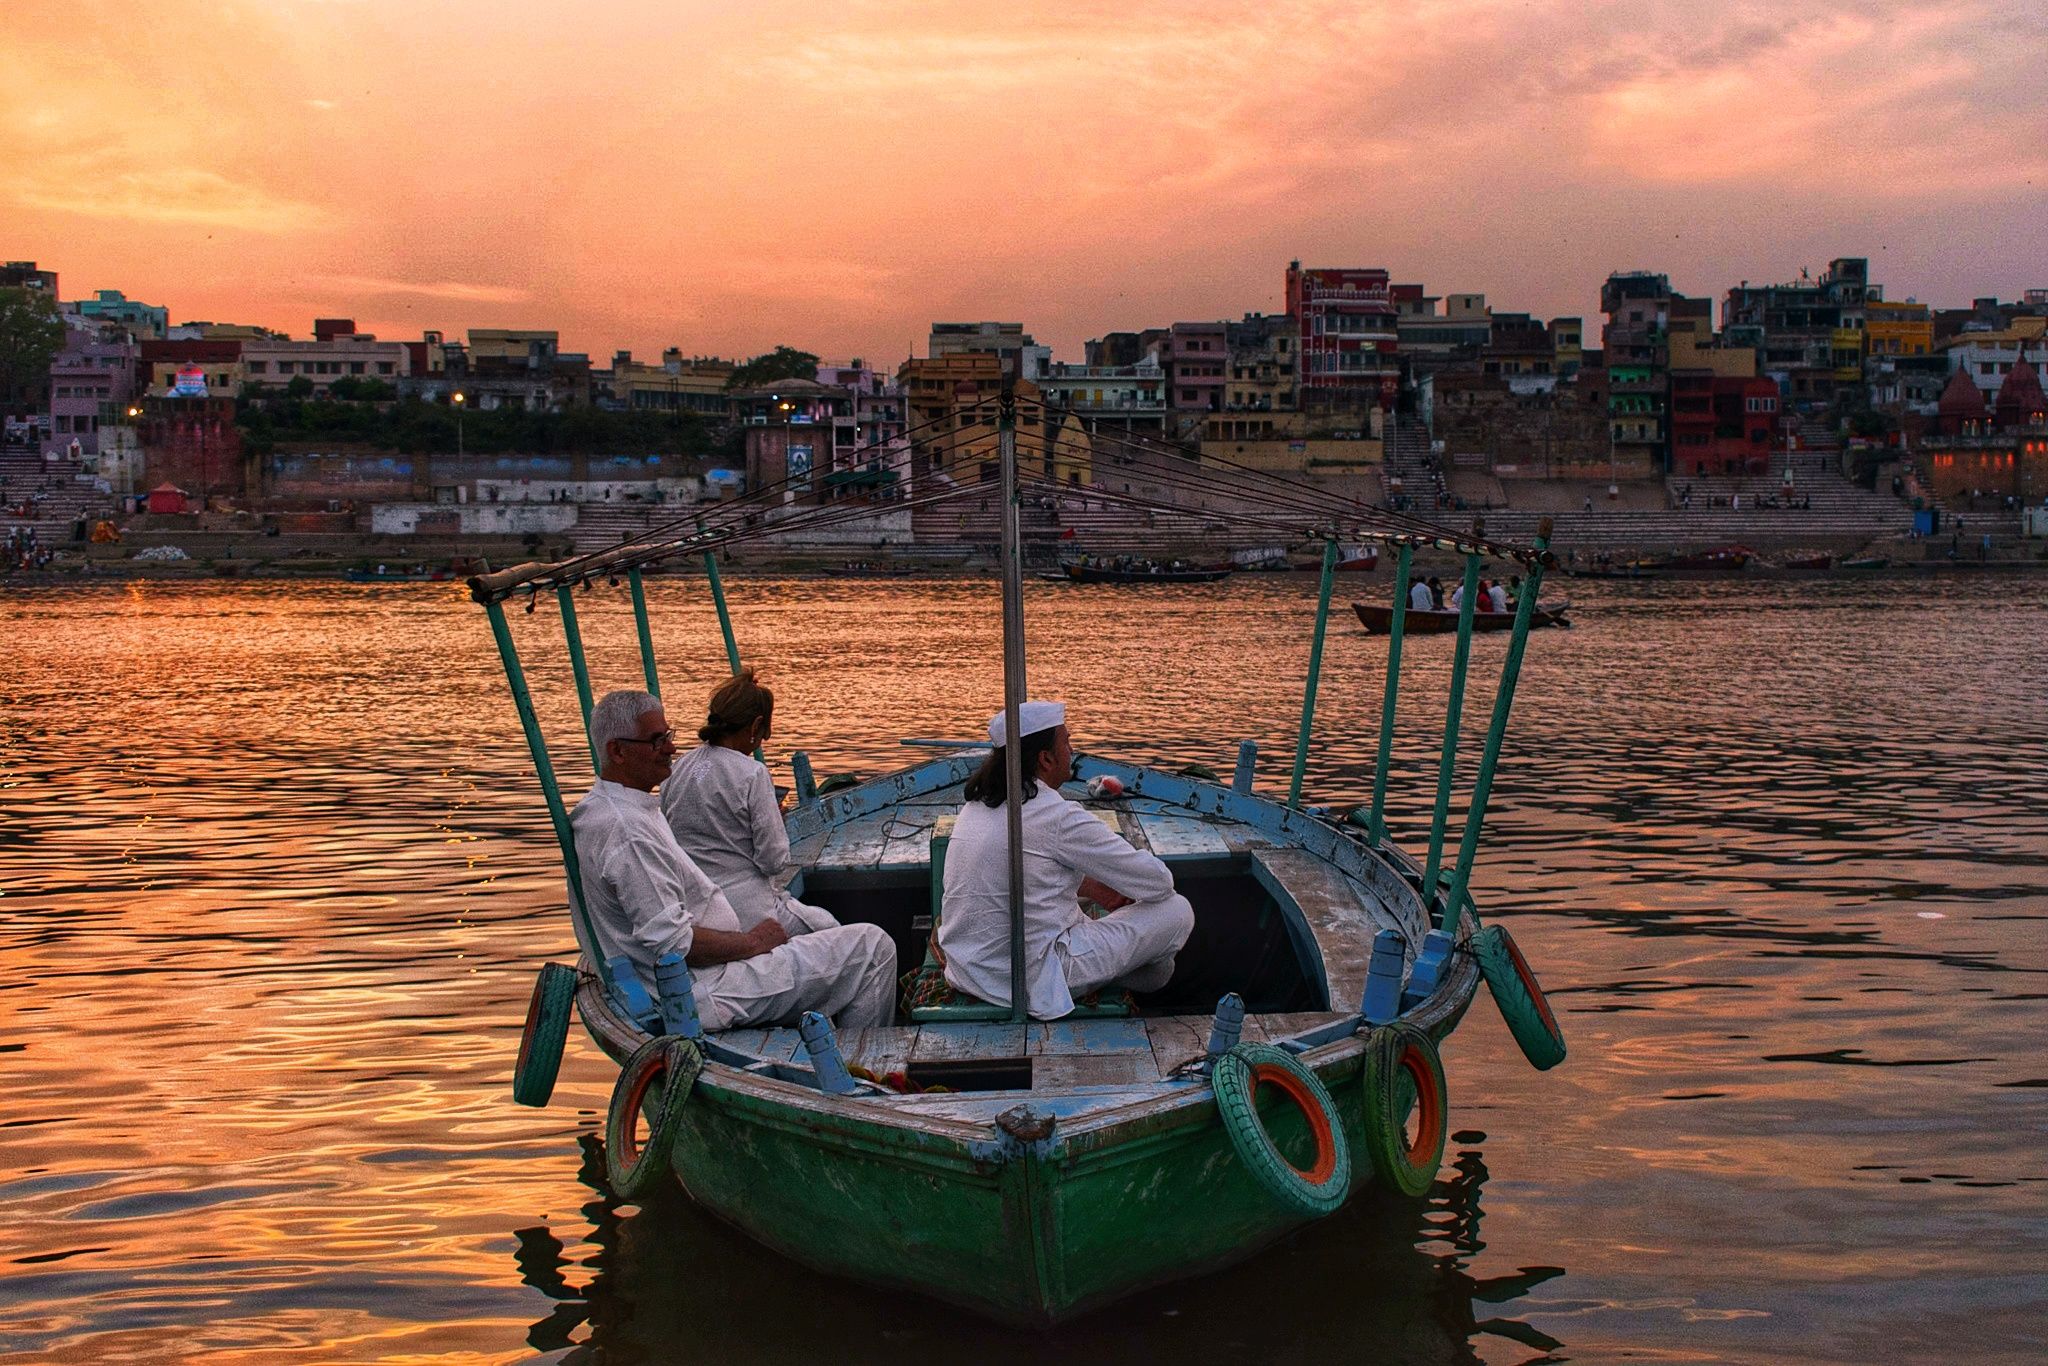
[696,922,898,1032]
[1056,893,1195,999]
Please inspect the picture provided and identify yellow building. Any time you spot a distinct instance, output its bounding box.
[1668,316,1758,378]
[897,354,1049,484]
[1864,300,1933,358]
[610,349,734,416]
[468,329,560,364]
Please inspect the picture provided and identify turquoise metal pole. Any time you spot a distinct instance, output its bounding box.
[1440,528,1551,937]
[555,584,600,775]
[1287,537,1340,809]
[1421,551,1481,912]
[627,568,660,698]
[484,597,605,981]
[1367,543,1413,842]
[698,546,764,762]
[703,549,743,676]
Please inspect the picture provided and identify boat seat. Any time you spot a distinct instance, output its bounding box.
[904,815,1134,1022]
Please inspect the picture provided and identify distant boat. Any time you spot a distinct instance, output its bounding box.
[1334,543,1380,572]
[1840,555,1891,570]
[1062,560,1232,584]
[819,562,917,578]
[1630,545,1752,573]
[1778,553,1833,571]
[1353,599,1571,635]
[344,566,453,582]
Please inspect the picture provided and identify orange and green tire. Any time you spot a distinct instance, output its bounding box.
[1212,1042,1352,1218]
[1361,1022,1448,1197]
[1475,924,1567,1071]
[605,1036,703,1202]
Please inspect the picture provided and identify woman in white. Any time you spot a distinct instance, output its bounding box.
[661,670,839,937]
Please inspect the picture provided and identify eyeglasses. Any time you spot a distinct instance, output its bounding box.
[617,730,675,748]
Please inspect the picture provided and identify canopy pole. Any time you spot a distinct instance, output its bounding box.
[1421,548,1482,916]
[484,597,605,984]
[1367,543,1413,842]
[1287,536,1340,809]
[626,568,660,698]
[556,584,600,774]
[1441,523,1551,938]
[699,521,764,762]
[998,392,1030,1025]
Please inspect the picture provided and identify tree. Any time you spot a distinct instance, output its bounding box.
[285,375,315,400]
[725,345,819,391]
[0,287,64,410]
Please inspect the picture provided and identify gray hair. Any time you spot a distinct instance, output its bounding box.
[589,689,662,761]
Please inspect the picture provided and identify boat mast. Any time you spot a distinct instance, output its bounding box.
[997,385,1030,1025]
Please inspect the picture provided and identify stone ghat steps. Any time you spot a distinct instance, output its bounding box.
[0,452,116,543]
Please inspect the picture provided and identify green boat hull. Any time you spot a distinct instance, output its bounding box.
[581,950,1478,1326]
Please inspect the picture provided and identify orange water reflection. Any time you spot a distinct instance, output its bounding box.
[2,575,2044,1362]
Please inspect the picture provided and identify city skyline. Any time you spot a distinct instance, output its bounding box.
[6,0,2043,361]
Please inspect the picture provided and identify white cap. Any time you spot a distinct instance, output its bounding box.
[987,700,1066,747]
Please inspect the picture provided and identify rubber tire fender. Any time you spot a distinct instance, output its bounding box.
[1361,1022,1448,1198]
[1211,1042,1353,1219]
[1475,924,1567,1072]
[512,962,578,1108]
[605,1036,703,1202]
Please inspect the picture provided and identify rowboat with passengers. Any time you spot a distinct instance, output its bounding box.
[476,394,1568,1325]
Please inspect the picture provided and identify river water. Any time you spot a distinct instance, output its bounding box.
[2,573,2043,1364]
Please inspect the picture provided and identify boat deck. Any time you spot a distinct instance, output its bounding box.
[713,775,1431,1117]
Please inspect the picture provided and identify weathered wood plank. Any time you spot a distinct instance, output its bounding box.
[756,1027,808,1063]
[839,1025,919,1077]
[1033,1052,1160,1088]
[1247,1011,1352,1045]
[910,1022,1029,1061]
[1029,1018,1154,1056]
[716,1028,775,1057]
[814,815,895,870]
[1136,812,1234,858]
[1144,1016,1211,1075]
[1252,848,1388,1013]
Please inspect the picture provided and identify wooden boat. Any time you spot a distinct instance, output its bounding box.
[1628,545,1751,573]
[565,751,1488,1325]
[1353,600,1570,635]
[1840,555,1891,570]
[344,565,453,582]
[471,426,1568,1327]
[1062,560,1232,584]
[1777,553,1833,571]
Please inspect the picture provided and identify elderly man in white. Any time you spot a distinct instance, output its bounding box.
[570,689,896,1031]
[937,701,1195,1020]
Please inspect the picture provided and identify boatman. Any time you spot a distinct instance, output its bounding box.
[570,689,897,1031]
[937,702,1195,1020]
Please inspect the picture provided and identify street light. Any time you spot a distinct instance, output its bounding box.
[452,391,466,458]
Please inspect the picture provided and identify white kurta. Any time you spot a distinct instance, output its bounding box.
[573,777,895,1031]
[1408,579,1434,612]
[569,778,741,1002]
[938,783,1186,1019]
[661,744,836,934]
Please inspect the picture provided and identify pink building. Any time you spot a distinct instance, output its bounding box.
[44,324,139,457]
[1167,321,1227,414]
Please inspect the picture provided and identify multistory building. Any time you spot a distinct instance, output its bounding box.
[0,261,58,295]
[42,322,139,457]
[1285,261,1400,408]
[71,290,168,339]
[1722,258,1872,406]
[242,325,409,394]
[1600,271,1675,474]
[608,349,735,418]
[928,322,1049,380]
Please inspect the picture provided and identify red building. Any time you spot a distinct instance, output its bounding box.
[1919,359,2048,505]
[1285,261,1400,407]
[138,394,245,505]
[1670,373,1778,475]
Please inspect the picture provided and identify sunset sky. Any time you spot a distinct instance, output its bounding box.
[5,0,2043,364]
